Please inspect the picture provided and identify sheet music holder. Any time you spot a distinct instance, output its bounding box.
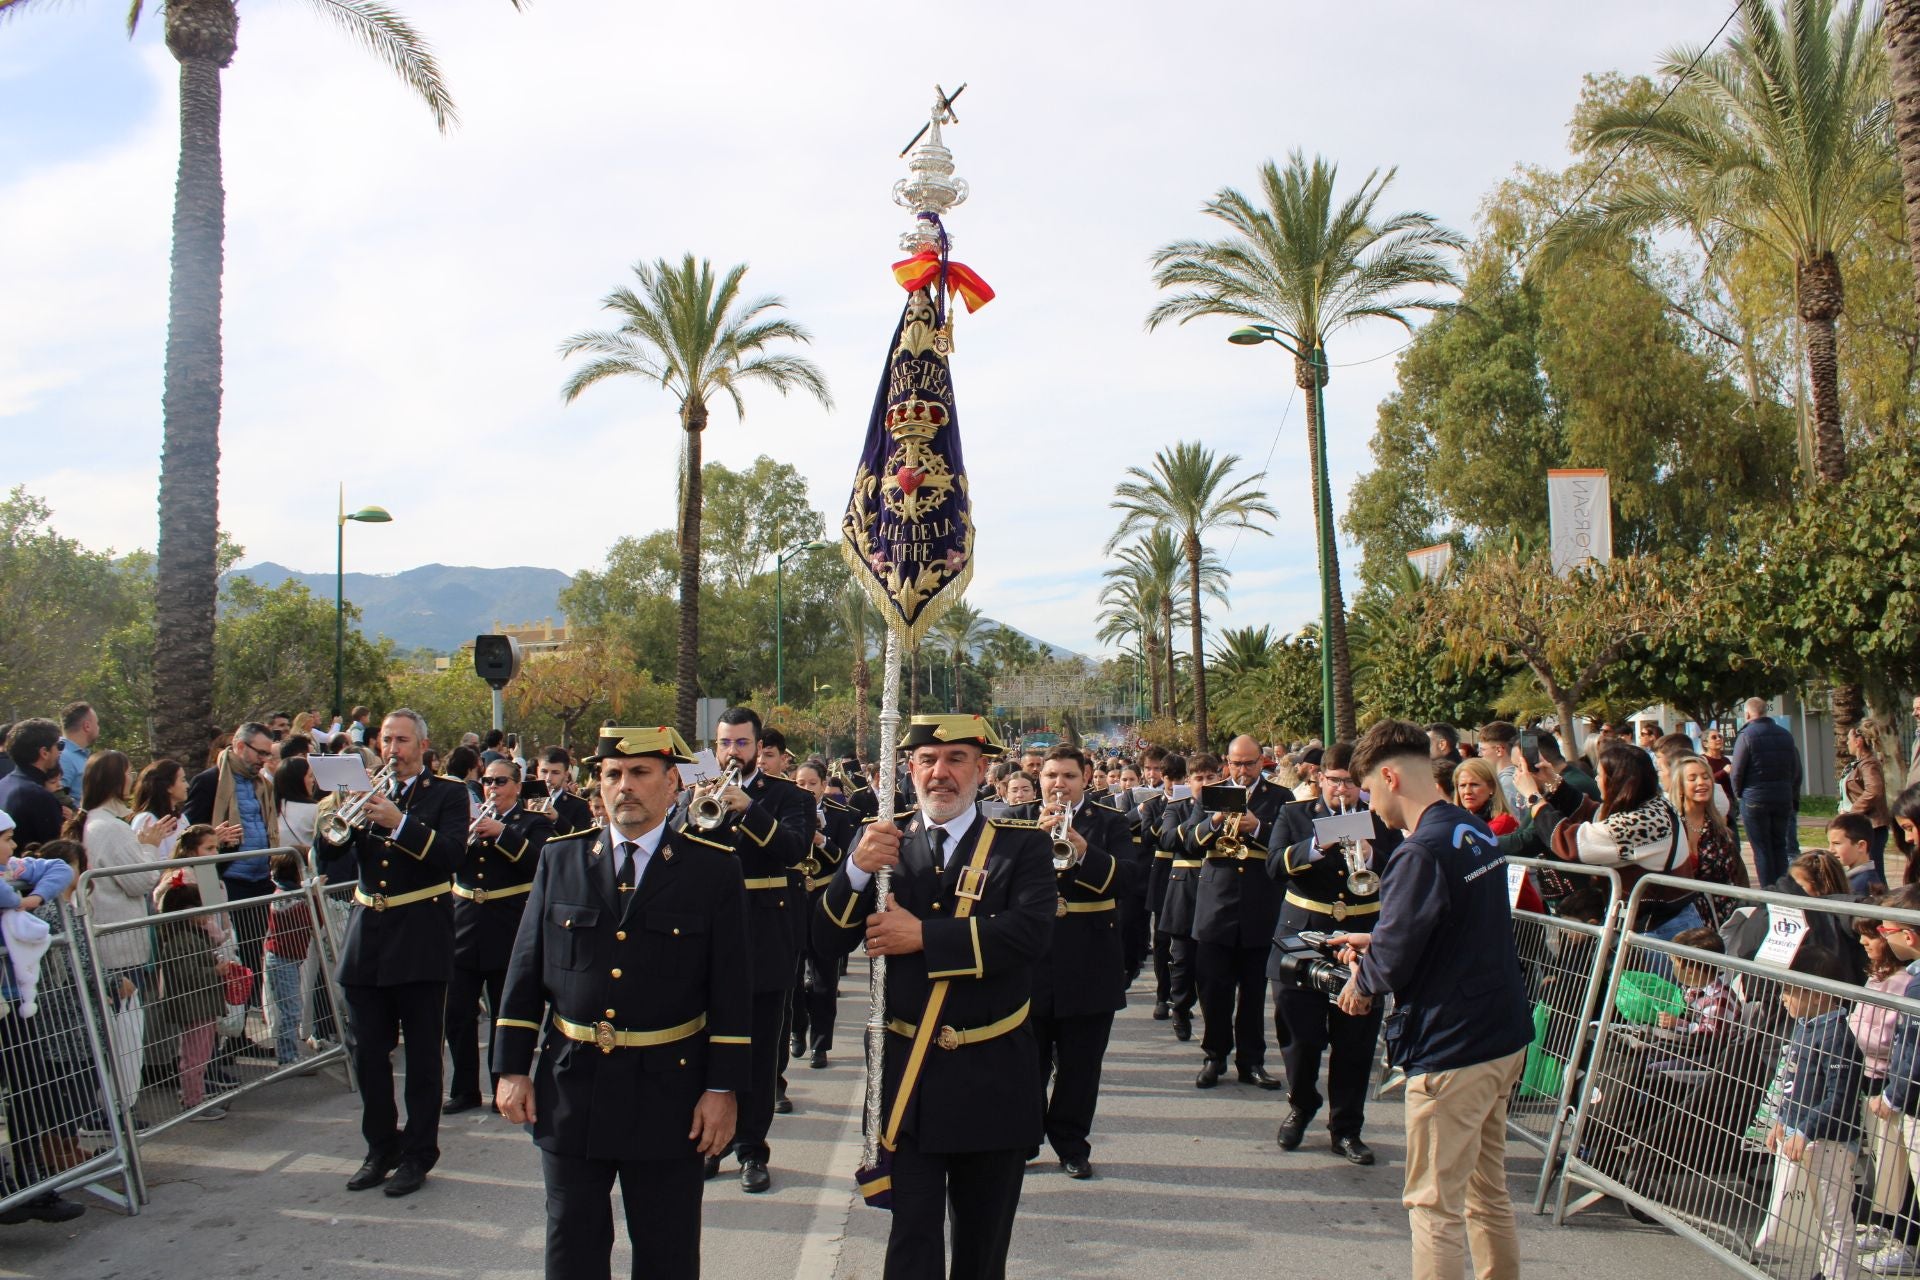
[309,754,374,795]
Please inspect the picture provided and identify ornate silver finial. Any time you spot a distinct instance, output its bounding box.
[894,83,969,254]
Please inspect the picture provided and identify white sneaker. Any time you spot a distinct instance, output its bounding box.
[1861,1225,1894,1253]
[1866,1244,1920,1275]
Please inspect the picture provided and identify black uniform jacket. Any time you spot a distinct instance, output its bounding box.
[804,797,855,896]
[452,802,555,971]
[1189,776,1289,949]
[812,807,1054,1154]
[1007,801,1128,1018]
[547,790,595,840]
[318,769,470,987]
[1139,793,1176,918]
[491,825,752,1161]
[677,770,816,993]
[1158,797,1207,936]
[1265,799,1398,981]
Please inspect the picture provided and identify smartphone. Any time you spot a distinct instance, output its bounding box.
[1516,731,1543,769]
[1198,783,1248,813]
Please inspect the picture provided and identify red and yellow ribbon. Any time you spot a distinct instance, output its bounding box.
[891,251,995,313]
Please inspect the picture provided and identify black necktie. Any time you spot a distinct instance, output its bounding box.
[617,841,637,892]
[929,826,947,872]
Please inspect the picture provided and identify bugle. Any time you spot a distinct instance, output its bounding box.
[689,765,742,831]
[317,761,399,845]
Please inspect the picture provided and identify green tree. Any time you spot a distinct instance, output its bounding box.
[931,601,989,713]
[1348,567,1512,729]
[1148,152,1465,738]
[1107,443,1275,749]
[1212,629,1324,745]
[213,576,391,732]
[837,578,881,759]
[559,256,831,740]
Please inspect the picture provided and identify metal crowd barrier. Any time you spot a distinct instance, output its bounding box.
[1552,874,1920,1279]
[0,897,139,1219]
[1502,857,1625,1211]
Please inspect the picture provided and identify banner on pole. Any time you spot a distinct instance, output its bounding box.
[1406,542,1452,581]
[1547,469,1610,577]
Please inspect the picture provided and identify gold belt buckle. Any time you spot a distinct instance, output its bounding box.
[1055,895,1068,919]
[593,1020,616,1054]
[1331,900,1349,922]
[470,886,488,904]
[370,893,388,912]
[935,1025,961,1051]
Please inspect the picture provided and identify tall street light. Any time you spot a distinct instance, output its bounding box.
[774,539,832,705]
[1227,325,1335,745]
[335,484,392,722]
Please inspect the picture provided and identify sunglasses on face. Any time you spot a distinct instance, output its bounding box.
[482,777,514,787]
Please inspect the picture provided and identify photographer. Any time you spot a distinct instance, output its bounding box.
[1330,719,1532,1280]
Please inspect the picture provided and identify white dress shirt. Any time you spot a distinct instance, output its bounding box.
[847,804,978,893]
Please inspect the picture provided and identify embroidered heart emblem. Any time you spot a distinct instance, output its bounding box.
[896,466,924,494]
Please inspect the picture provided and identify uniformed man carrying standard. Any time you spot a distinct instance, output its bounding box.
[493,726,751,1280]
[679,706,815,1193]
[813,714,1055,1280]
[1267,741,1397,1164]
[316,708,470,1198]
[445,757,554,1114]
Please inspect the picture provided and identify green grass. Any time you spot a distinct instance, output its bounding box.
[1798,795,1839,818]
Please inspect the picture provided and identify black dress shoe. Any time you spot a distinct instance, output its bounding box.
[346,1151,399,1191]
[383,1161,428,1197]
[1238,1066,1283,1090]
[741,1160,771,1193]
[1152,1001,1170,1021]
[1171,1011,1192,1041]
[790,1036,807,1059]
[1276,1110,1310,1151]
[1062,1158,1093,1180]
[0,1191,85,1224]
[1195,1059,1223,1089]
[1333,1136,1376,1166]
[809,1049,829,1069]
[774,1090,794,1115]
[443,1095,483,1115]
[702,1154,722,1181]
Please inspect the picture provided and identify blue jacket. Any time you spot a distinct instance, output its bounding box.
[1880,960,1920,1115]
[1730,716,1802,804]
[0,855,77,911]
[1775,1007,1863,1143]
[1354,801,1532,1076]
[0,766,66,850]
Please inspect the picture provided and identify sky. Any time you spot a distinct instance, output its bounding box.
[0,0,1727,657]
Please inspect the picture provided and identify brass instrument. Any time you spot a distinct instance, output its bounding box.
[524,794,555,816]
[689,765,742,831]
[1335,800,1381,896]
[794,802,827,878]
[317,761,398,844]
[1212,779,1250,858]
[1048,787,1076,870]
[468,799,499,842]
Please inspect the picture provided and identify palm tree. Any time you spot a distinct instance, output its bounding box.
[1107,443,1276,750]
[0,0,490,764]
[1889,0,1920,309]
[983,625,1038,676]
[1117,528,1225,720]
[931,601,989,712]
[837,578,879,759]
[1211,625,1277,681]
[1096,575,1163,716]
[1148,151,1464,741]
[561,256,831,739]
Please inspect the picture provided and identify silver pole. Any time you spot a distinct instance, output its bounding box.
[862,627,905,1167]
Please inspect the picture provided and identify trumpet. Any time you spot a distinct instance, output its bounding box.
[1048,788,1076,870]
[689,765,742,831]
[317,761,399,845]
[795,803,826,878]
[1333,800,1381,896]
[469,800,499,841]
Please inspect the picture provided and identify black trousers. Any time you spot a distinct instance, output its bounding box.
[1196,941,1269,1069]
[541,1146,703,1280]
[733,988,787,1162]
[885,1135,1025,1280]
[1032,1010,1115,1164]
[1157,932,1195,1013]
[1119,892,1150,981]
[1274,985,1384,1137]
[789,942,839,1054]
[342,980,445,1167]
[444,964,505,1103]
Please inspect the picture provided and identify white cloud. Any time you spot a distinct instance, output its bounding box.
[2,0,1709,653]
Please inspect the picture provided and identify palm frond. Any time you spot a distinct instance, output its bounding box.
[301,0,458,133]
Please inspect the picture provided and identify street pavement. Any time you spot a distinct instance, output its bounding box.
[2,963,1734,1279]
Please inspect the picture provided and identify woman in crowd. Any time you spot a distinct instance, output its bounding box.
[443,744,482,803]
[1897,784,1920,885]
[129,758,189,860]
[1004,772,1039,807]
[63,752,162,992]
[1788,851,1850,899]
[1453,756,1517,836]
[274,757,320,857]
[1671,753,1749,890]
[1844,720,1893,883]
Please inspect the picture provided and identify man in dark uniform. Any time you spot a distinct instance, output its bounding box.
[1143,753,1185,1022]
[1188,735,1286,1091]
[493,726,752,1280]
[1157,753,1212,1043]
[1267,741,1396,1164]
[678,706,814,1193]
[789,758,852,1069]
[537,746,596,839]
[315,708,471,1198]
[1095,762,1152,986]
[814,714,1054,1280]
[1011,745,1128,1178]
[445,757,554,1114]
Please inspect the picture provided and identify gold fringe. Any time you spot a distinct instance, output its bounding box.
[837,538,973,651]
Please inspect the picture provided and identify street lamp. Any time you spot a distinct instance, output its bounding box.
[335,484,392,722]
[1228,324,1335,745]
[774,539,833,706]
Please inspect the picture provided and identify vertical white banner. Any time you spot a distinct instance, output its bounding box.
[1547,469,1611,577]
[1406,542,1453,581]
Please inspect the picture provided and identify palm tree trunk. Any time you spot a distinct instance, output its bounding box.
[1296,354,1358,740]
[1185,537,1208,751]
[152,6,238,769]
[1145,632,1163,716]
[674,400,707,741]
[852,649,870,759]
[1159,599,1177,724]
[1796,252,1859,774]
[1889,0,1920,315]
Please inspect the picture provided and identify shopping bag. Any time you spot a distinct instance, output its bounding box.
[1521,1002,1566,1100]
[222,965,255,1008]
[1614,971,1686,1025]
[110,992,146,1103]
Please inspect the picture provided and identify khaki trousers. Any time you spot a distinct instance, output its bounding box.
[1402,1049,1526,1280]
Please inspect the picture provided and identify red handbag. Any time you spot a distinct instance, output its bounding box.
[222,966,255,1007]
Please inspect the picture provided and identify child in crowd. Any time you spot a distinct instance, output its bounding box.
[1655,928,1743,1049]
[1870,887,1920,1271]
[153,823,222,907]
[1767,944,1866,1280]
[1830,813,1883,897]
[1851,916,1920,1272]
[153,881,232,1121]
[262,853,312,1069]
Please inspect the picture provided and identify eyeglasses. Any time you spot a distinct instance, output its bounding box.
[1877,923,1910,935]
[481,776,514,787]
[716,738,755,750]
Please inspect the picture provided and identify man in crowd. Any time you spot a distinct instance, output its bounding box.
[1909,694,1920,789]
[1425,723,1460,762]
[187,721,282,1037]
[1477,721,1522,814]
[1333,719,1532,1280]
[1020,745,1046,782]
[0,719,66,848]
[317,709,469,1198]
[757,727,794,778]
[1731,697,1802,887]
[1636,718,1663,759]
[265,712,293,741]
[57,702,98,802]
[536,747,596,838]
[480,730,506,766]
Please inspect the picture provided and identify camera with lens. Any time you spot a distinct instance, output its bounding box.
[1271,930,1354,997]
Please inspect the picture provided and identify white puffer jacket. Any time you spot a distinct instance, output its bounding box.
[83,801,162,970]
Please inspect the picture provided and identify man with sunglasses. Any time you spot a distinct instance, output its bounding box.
[445,759,554,1114]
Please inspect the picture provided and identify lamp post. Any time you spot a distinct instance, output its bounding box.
[335,484,393,722]
[774,539,832,706]
[1228,325,1335,745]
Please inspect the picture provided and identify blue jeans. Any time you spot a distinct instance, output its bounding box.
[1640,900,1706,985]
[264,953,303,1065]
[1742,798,1798,887]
